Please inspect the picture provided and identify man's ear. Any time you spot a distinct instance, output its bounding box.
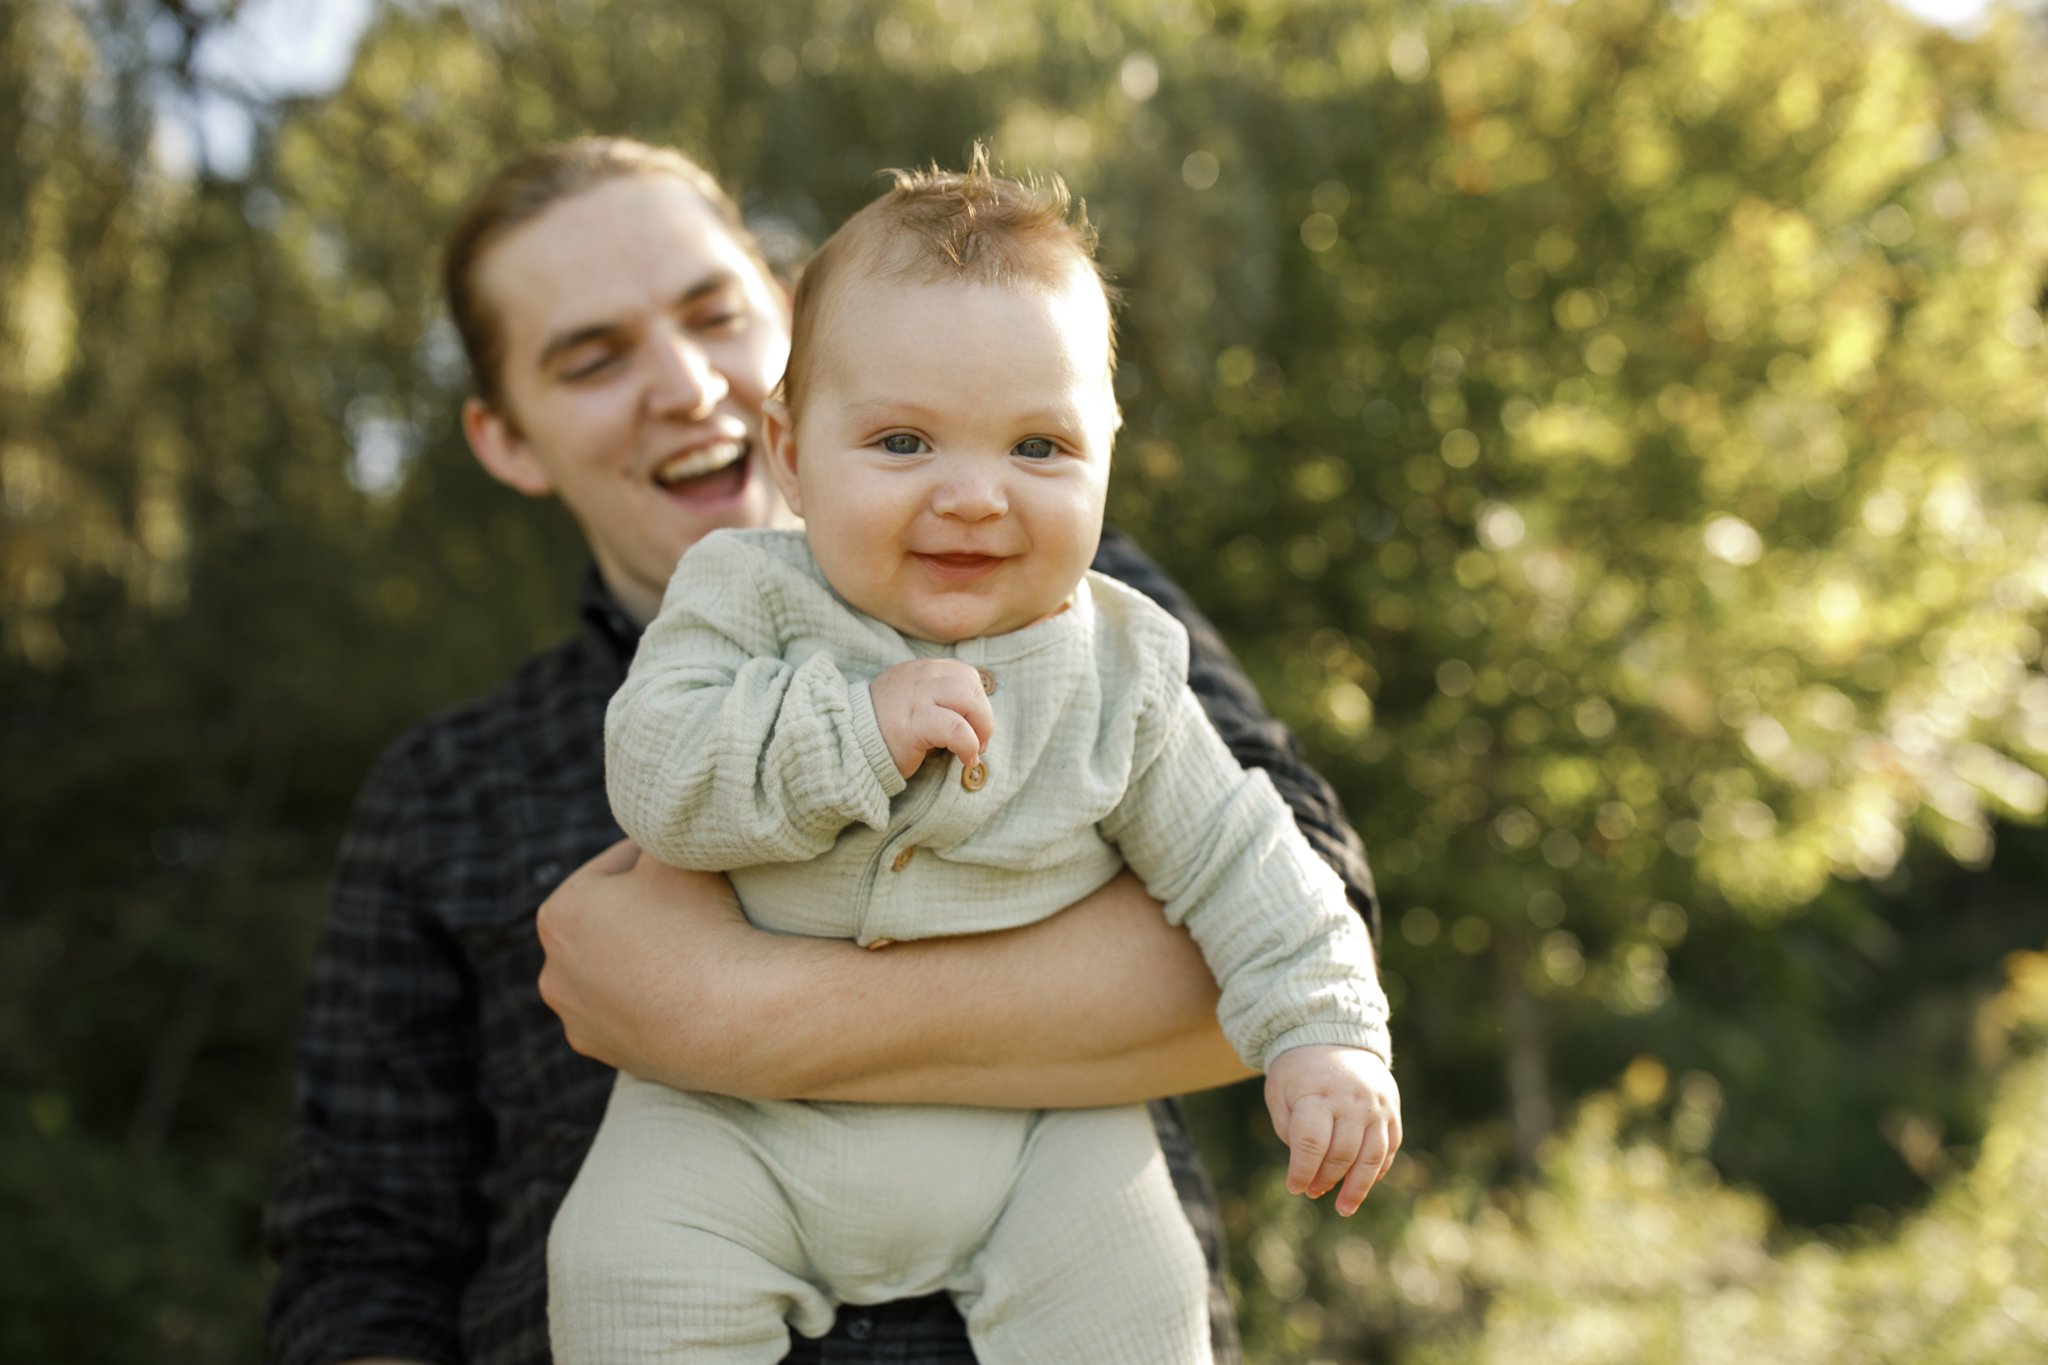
[762,396,803,517]
[464,396,555,497]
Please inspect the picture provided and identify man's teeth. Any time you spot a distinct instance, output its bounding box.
[654,441,746,485]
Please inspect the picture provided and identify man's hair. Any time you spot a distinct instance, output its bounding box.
[780,143,1117,421]
[441,136,769,409]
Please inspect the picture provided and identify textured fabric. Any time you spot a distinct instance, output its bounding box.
[263,528,1375,1365]
[550,1081,1210,1363]
[608,529,1389,1070]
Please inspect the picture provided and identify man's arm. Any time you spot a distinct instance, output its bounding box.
[263,748,482,1365]
[539,842,1253,1106]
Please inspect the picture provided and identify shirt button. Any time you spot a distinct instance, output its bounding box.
[976,666,997,695]
[533,861,562,886]
[890,845,917,871]
[961,759,987,792]
[845,1313,875,1341]
[865,937,896,951]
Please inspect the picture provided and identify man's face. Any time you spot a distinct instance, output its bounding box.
[766,268,1117,643]
[465,175,794,623]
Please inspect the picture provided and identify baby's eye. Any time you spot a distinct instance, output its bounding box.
[1013,437,1058,460]
[880,433,928,456]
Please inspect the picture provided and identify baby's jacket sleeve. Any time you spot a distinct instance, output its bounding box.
[604,532,906,870]
[1101,636,1392,1073]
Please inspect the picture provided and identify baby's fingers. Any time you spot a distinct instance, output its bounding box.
[1283,1097,1334,1196]
[1307,1107,1367,1201]
[953,686,996,752]
[1334,1118,1398,1216]
[923,705,986,769]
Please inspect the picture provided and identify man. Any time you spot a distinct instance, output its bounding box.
[263,137,1379,1365]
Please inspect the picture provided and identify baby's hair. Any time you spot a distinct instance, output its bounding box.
[780,143,1117,421]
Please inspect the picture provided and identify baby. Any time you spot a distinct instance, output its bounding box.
[549,153,1398,1364]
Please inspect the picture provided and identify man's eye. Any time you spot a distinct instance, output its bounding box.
[880,434,927,456]
[562,352,619,380]
[1014,437,1057,460]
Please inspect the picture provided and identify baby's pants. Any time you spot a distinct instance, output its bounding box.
[549,1073,1212,1364]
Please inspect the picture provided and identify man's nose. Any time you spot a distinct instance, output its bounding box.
[646,326,728,419]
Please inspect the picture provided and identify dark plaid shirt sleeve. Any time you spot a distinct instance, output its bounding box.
[1092,528,1380,945]
[262,736,485,1365]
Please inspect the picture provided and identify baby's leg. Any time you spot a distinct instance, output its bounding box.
[548,1075,835,1364]
[954,1105,1213,1365]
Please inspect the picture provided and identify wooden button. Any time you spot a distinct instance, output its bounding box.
[865,937,896,950]
[976,667,997,695]
[961,759,987,792]
[889,846,917,872]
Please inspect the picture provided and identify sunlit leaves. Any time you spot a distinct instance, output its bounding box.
[1113,0,2048,921]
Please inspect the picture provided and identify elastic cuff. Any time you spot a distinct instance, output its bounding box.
[1258,1021,1393,1073]
[849,683,909,797]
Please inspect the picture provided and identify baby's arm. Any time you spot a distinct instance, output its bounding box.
[1105,682,1399,1209]
[605,537,905,868]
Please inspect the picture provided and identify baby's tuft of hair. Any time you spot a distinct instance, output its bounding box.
[781,142,1117,421]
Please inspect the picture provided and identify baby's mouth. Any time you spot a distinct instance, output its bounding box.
[914,552,1007,582]
[653,440,749,499]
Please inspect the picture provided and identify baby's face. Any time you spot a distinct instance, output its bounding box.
[766,267,1117,642]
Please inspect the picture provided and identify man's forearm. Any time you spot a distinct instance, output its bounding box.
[537,846,1253,1107]
[752,872,1254,1106]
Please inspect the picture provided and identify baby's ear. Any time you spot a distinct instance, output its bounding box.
[762,396,803,516]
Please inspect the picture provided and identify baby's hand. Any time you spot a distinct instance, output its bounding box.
[868,660,995,778]
[1264,1045,1403,1216]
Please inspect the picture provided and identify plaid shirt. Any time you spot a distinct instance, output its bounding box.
[262,527,1378,1365]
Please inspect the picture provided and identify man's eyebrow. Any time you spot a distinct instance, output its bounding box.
[671,271,741,309]
[535,273,742,370]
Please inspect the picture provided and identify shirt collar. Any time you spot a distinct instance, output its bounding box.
[576,565,643,668]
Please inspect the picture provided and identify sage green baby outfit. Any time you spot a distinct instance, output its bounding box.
[549,529,1389,1363]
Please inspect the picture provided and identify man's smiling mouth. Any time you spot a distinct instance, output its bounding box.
[654,440,749,494]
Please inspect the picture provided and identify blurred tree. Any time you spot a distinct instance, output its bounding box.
[0,3,580,1358]
[1076,0,2048,1180]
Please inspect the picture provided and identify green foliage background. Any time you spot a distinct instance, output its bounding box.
[4,0,2048,1360]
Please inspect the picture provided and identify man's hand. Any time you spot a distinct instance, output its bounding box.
[868,659,994,777]
[1264,1045,1403,1217]
[536,841,757,1082]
